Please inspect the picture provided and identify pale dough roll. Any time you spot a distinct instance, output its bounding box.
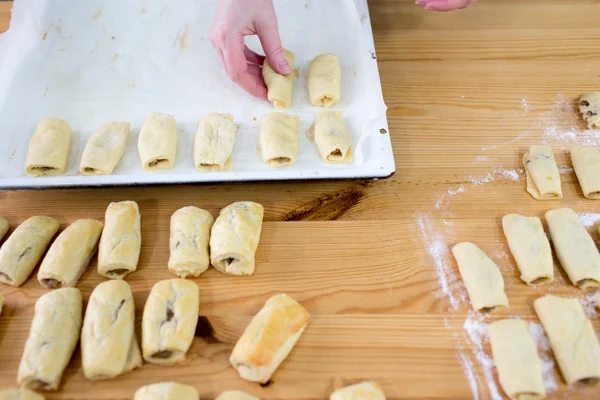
[534,295,600,384]
[451,242,509,311]
[37,219,104,289]
[138,113,177,170]
[0,217,9,241]
[25,118,72,176]
[579,92,600,129]
[134,382,199,400]
[308,53,341,108]
[330,382,386,400]
[168,206,214,278]
[216,391,261,400]
[0,216,59,287]
[488,319,545,400]
[98,201,141,279]
[571,145,600,199]
[501,214,553,285]
[142,279,199,365]
[545,208,600,289]
[17,288,82,391]
[210,201,264,276]
[259,112,300,167]
[0,388,45,400]
[80,122,130,175]
[230,293,309,383]
[523,145,562,200]
[194,113,236,172]
[263,49,295,108]
[314,111,353,163]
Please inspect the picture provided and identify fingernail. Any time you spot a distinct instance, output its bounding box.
[278,62,292,74]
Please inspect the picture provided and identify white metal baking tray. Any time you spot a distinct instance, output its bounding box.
[0,0,394,189]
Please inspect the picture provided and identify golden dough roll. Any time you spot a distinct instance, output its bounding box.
[80,122,130,175]
[0,217,9,242]
[25,118,72,176]
[17,288,82,391]
[194,113,236,172]
[0,216,59,287]
[259,112,300,167]
[0,388,45,400]
[314,111,353,163]
[134,382,199,400]
[308,53,341,108]
[330,382,386,400]
[138,113,178,170]
[216,391,260,400]
[230,294,309,383]
[37,219,104,288]
[168,206,214,278]
[263,49,295,108]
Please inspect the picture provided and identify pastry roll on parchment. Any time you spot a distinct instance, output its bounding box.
[134,382,199,400]
[314,111,353,163]
[308,54,341,108]
[98,201,141,279]
[571,145,600,199]
[0,217,9,242]
[263,49,295,108]
[488,319,545,400]
[451,242,509,311]
[534,295,600,384]
[37,219,104,288]
[194,113,236,172]
[259,112,300,167]
[80,122,130,175]
[210,201,264,276]
[17,288,82,391]
[142,279,199,365]
[0,388,45,400]
[0,216,59,287]
[230,293,309,383]
[579,92,600,129]
[168,206,214,278]
[546,208,600,289]
[330,382,386,400]
[81,280,141,380]
[25,118,72,176]
[216,391,260,400]
[523,145,562,200]
[138,113,177,170]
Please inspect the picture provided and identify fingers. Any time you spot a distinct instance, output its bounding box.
[255,21,291,75]
[221,35,267,99]
[245,46,265,66]
[417,0,476,11]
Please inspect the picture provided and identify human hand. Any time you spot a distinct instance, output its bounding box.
[416,0,478,11]
[209,0,291,99]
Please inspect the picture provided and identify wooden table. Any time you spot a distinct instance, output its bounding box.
[1,0,600,398]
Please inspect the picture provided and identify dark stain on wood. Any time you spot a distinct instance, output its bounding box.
[195,316,220,343]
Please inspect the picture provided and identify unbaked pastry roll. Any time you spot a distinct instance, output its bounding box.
[308,54,341,108]
[545,208,600,289]
[571,145,600,199]
[0,217,9,241]
[0,216,59,287]
[17,288,82,391]
[216,391,260,400]
[37,219,104,288]
[194,113,236,172]
[263,49,295,108]
[314,111,352,163]
[142,279,199,365]
[259,112,300,167]
[502,214,553,285]
[80,122,130,175]
[451,242,509,311]
[168,206,214,278]
[0,388,45,400]
[138,113,177,170]
[579,92,600,129]
[25,118,72,176]
[523,145,562,200]
[81,280,141,380]
[210,201,264,276]
[98,201,141,279]
[230,293,309,383]
[134,382,199,400]
[488,319,545,400]
[330,381,386,400]
[534,295,600,384]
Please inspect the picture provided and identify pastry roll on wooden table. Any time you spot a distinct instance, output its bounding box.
[142,279,199,365]
[194,113,236,171]
[523,145,562,200]
[571,145,600,199]
[134,382,199,400]
[81,280,141,380]
[0,216,59,287]
[210,201,264,276]
[168,206,214,278]
[138,113,178,170]
[98,201,141,279]
[314,111,353,163]
[308,54,341,108]
[545,208,600,289]
[230,293,309,383]
[80,122,130,175]
[216,391,260,400]
[451,242,509,311]
[263,49,295,108]
[25,118,72,176]
[0,217,9,241]
[259,112,300,167]
[0,388,45,400]
[18,288,82,391]
[37,219,104,288]
[534,295,600,384]
[330,382,386,400]
[579,92,600,129]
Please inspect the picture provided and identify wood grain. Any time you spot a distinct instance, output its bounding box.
[2,0,600,399]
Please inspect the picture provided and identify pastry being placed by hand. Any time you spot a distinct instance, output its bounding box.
[134,382,199,400]
[194,113,237,172]
[259,112,300,167]
[168,206,214,278]
[138,113,177,170]
[313,111,352,163]
[579,92,600,129]
[263,49,295,108]
[80,122,130,175]
[330,381,386,400]
[308,54,341,108]
[25,118,72,176]
[0,388,45,400]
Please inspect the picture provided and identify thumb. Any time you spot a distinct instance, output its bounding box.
[256,22,291,75]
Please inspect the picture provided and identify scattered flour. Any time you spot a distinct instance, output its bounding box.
[435,185,466,210]
[558,164,574,174]
[577,212,600,228]
[493,168,520,181]
[469,173,495,186]
[458,350,480,400]
[529,322,558,393]
[521,98,529,116]
[581,290,600,317]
